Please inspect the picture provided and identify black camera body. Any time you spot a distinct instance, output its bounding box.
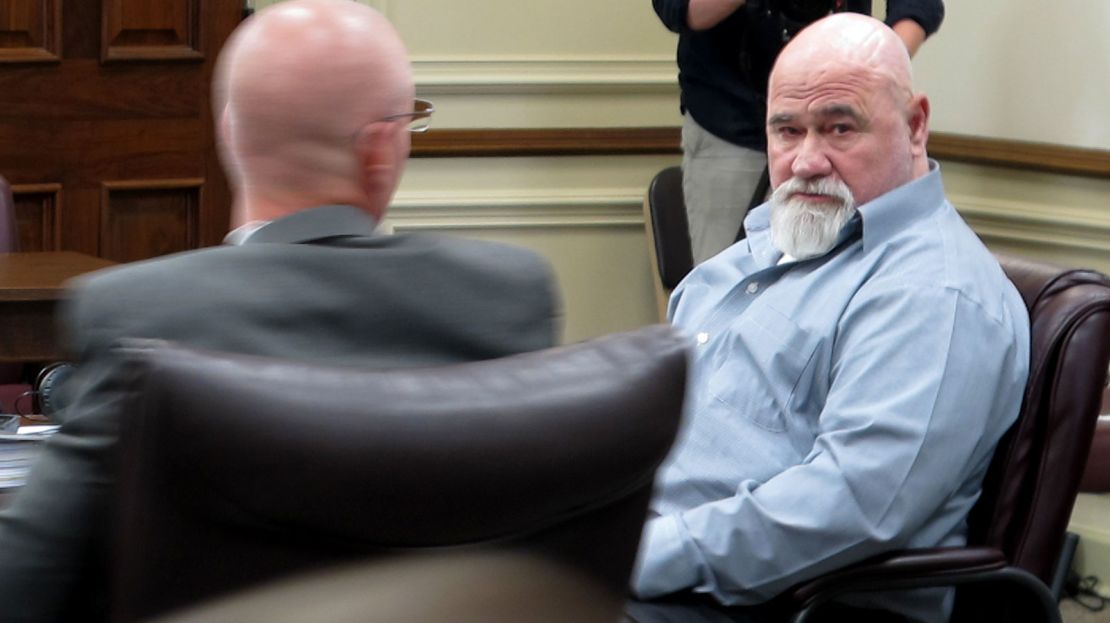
[774,0,838,24]
[769,0,839,40]
[735,0,857,88]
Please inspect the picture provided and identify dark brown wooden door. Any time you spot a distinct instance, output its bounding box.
[0,0,242,262]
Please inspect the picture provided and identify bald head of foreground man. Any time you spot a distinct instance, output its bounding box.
[765,13,931,260]
[214,0,416,227]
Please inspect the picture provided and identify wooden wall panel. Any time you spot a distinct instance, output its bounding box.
[0,62,201,120]
[100,179,201,263]
[0,0,61,62]
[12,182,60,251]
[413,127,1110,179]
[102,0,202,62]
[0,0,239,261]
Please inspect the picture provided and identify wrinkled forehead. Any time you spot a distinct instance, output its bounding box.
[774,43,918,123]
[769,62,886,116]
[769,17,912,105]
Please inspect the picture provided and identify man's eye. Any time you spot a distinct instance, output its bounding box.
[777,127,802,138]
[830,124,853,135]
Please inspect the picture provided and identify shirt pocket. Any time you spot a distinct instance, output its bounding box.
[706,304,817,433]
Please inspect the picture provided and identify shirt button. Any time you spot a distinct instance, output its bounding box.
[696,332,709,345]
[746,282,759,294]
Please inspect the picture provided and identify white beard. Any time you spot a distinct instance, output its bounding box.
[769,177,857,260]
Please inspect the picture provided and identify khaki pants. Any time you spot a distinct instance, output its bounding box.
[681,113,767,264]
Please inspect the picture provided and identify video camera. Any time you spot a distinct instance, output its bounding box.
[763,0,845,41]
[736,0,859,87]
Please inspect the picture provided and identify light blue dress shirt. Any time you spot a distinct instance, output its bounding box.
[632,163,1030,622]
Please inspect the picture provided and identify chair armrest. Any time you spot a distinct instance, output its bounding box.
[780,547,1060,623]
[786,546,1007,606]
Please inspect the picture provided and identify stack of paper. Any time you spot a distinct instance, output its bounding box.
[0,427,59,490]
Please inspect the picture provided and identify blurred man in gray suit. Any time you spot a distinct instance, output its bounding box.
[0,2,559,621]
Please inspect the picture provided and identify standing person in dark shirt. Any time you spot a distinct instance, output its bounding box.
[653,0,944,264]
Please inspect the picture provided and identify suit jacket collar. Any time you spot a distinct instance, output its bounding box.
[226,205,379,245]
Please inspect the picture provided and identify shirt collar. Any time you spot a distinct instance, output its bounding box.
[223,205,379,246]
[856,160,945,254]
[740,203,779,270]
[742,159,945,264]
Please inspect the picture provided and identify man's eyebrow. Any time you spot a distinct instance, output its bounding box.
[814,104,867,126]
[767,106,867,127]
[767,113,796,126]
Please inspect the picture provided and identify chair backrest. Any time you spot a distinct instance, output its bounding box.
[644,166,694,293]
[0,175,23,385]
[1079,417,1110,492]
[0,175,16,253]
[966,253,1110,585]
[109,325,688,622]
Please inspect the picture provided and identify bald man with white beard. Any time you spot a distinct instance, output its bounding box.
[0,2,559,621]
[628,14,1029,623]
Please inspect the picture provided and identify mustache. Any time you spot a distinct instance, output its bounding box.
[771,177,854,207]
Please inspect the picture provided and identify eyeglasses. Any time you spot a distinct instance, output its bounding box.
[379,98,435,133]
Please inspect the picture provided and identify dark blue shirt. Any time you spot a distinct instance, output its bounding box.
[653,0,945,150]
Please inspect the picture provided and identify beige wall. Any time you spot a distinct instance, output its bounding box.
[914,1,1110,151]
[389,154,677,343]
[915,1,1110,295]
[942,162,1110,274]
[254,0,679,130]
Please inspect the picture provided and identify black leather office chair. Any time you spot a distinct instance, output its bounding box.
[780,254,1110,623]
[0,176,74,417]
[0,176,31,414]
[0,176,23,393]
[1079,382,1110,493]
[108,325,689,622]
[643,166,693,321]
[1080,417,1110,492]
[0,176,17,257]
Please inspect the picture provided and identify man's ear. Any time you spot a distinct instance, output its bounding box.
[353,121,401,213]
[908,93,930,156]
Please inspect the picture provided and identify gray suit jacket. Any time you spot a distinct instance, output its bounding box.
[0,206,560,622]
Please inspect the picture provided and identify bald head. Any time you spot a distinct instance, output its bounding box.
[215,0,415,225]
[765,13,930,213]
[771,13,915,108]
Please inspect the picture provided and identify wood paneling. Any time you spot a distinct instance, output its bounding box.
[0,0,61,63]
[0,252,116,361]
[411,128,681,158]
[102,0,203,62]
[0,61,201,120]
[12,182,60,251]
[927,134,1110,179]
[411,127,1110,179]
[0,0,238,263]
[100,179,201,263]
